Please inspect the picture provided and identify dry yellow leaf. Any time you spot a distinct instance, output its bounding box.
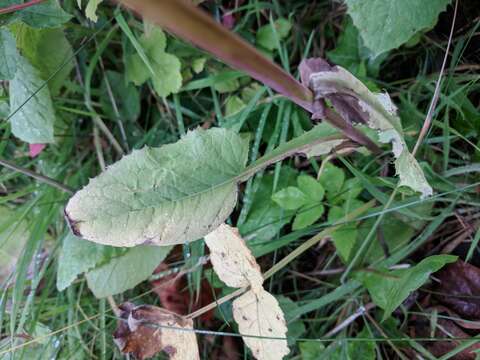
[204,224,263,291]
[232,289,290,360]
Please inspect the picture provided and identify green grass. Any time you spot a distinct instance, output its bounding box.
[1,0,480,359]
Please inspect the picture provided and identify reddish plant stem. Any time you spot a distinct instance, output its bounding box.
[0,0,46,15]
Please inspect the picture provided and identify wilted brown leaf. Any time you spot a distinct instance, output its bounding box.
[435,260,480,319]
[114,302,200,360]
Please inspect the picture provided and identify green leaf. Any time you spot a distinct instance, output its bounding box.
[299,342,325,360]
[0,207,29,282]
[272,187,308,210]
[356,255,457,320]
[0,29,18,80]
[225,95,246,117]
[319,162,345,198]
[239,168,297,243]
[66,124,347,248]
[338,178,363,203]
[126,26,182,97]
[292,204,324,230]
[11,24,73,95]
[85,0,103,22]
[65,128,250,247]
[56,231,113,291]
[345,0,451,56]
[297,175,325,202]
[17,0,71,28]
[327,18,361,71]
[100,70,140,122]
[9,55,55,143]
[85,245,172,298]
[256,18,292,51]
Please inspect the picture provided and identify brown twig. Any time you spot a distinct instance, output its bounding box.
[0,0,45,15]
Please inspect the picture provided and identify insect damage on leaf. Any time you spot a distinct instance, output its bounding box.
[233,289,290,360]
[300,58,433,198]
[64,128,249,247]
[204,224,290,359]
[114,302,200,360]
[205,223,263,291]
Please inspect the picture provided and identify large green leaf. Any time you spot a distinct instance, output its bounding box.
[9,55,55,143]
[345,0,452,56]
[66,125,346,247]
[0,29,18,80]
[85,245,171,298]
[66,128,250,247]
[356,255,457,320]
[11,24,73,95]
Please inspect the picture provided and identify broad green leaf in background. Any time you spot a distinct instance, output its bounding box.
[3,0,72,29]
[292,204,324,230]
[256,18,292,51]
[9,55,55,143]
[272,187,308,210]
[0,29,18,80]
[11,24,73,95]
[126,26,182,97]
[85,245,172,298]
[100,70,140,122]
[56,231,115,291]
[272,174,326,230]
[345,0,452,56]
[225,95,246,117]
[65,128,250,247]
[239,168,297,243]
[319,162,345,199]
[0,207,29,283]
[356,255,457,320]
[299,327,375,360]
[297,174,325,202]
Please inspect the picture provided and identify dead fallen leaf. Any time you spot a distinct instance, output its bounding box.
[232,289,290,360]
[435,260,480,319]
[114,302,200,360]
[205,224,263,292]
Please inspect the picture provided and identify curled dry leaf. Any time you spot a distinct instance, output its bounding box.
[435,260,480,320]
[204,223,263,291]
[233,289,290,360]
[114,302,200,360]
[300,58,432,198]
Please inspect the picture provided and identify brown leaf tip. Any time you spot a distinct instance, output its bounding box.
[64,207,83,237]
